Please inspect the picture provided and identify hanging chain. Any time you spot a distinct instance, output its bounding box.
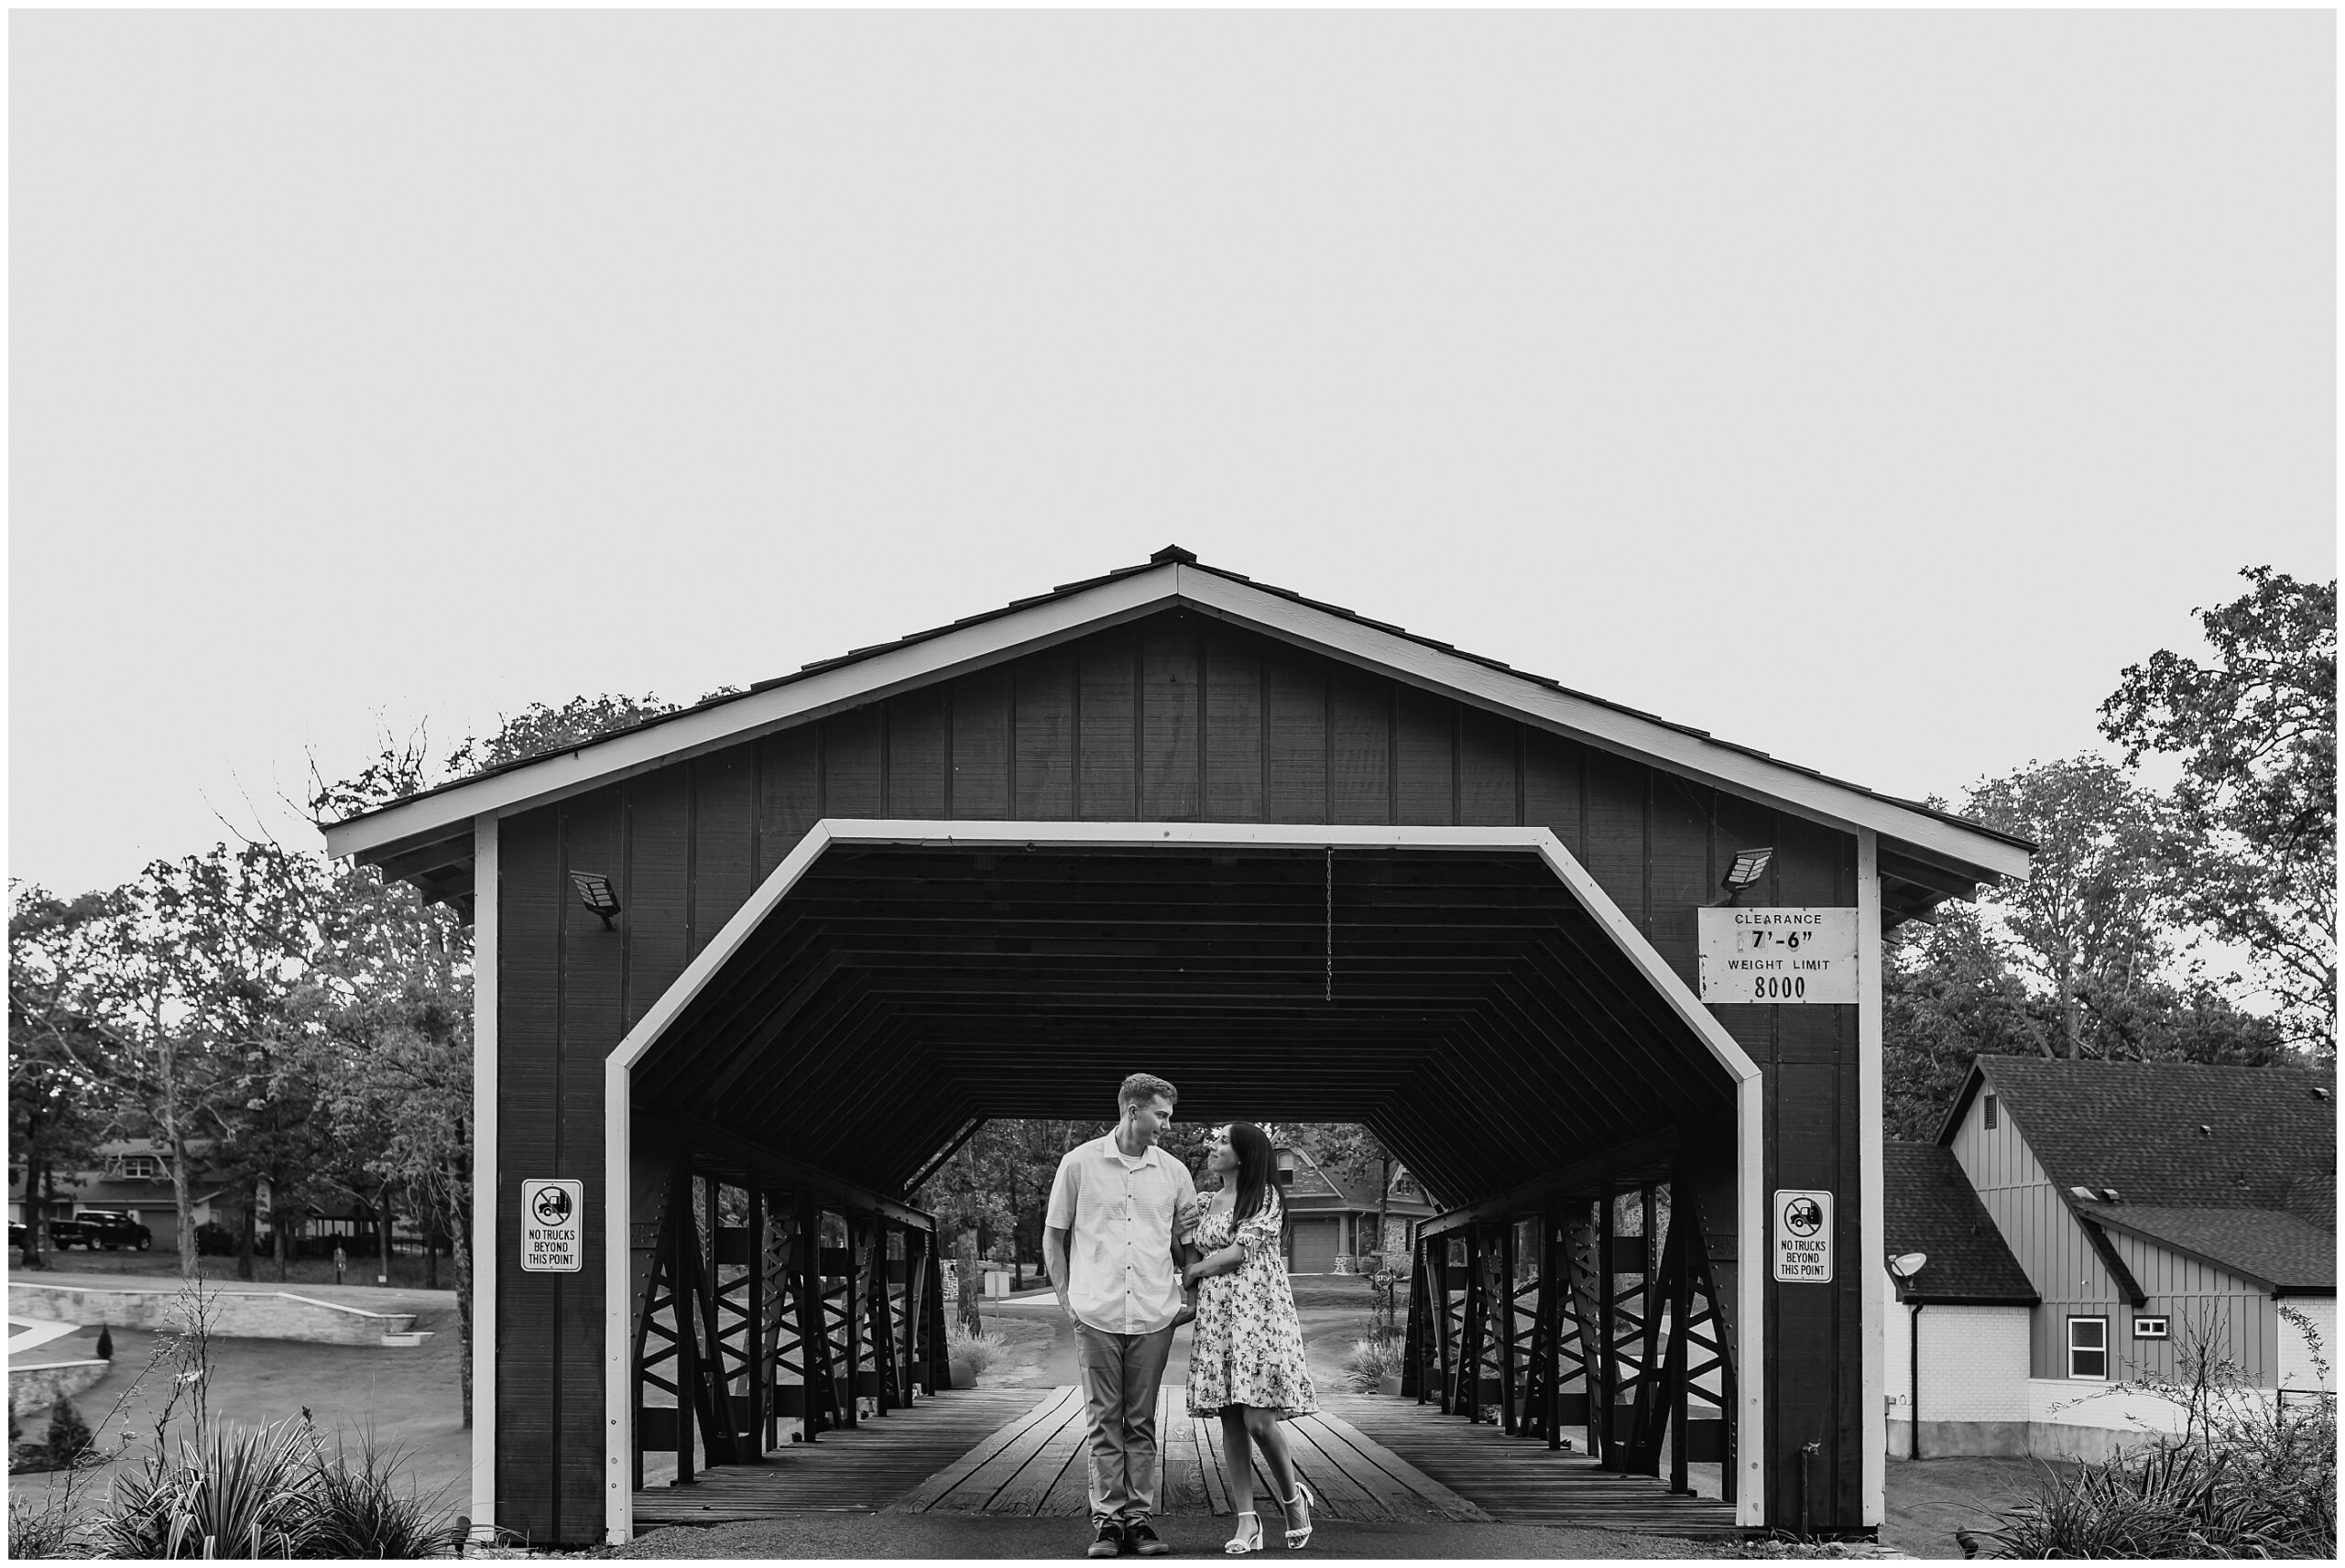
[1325,847,1334,1002]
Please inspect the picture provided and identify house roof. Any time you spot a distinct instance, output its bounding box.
[1942,1057,2337,1290]
[70,1178,227,1208]
[2081,1203,2334,1293]
[1278,1147,1438,1215]
[322,549,2031,919]
[1884,1142,2039,1305]
[1945,1057,2338,1211]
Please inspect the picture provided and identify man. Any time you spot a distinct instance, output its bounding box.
[1045,1073,1200,1558]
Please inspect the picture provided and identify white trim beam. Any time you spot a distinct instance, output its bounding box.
[327,567,1185,860]
[469,813,498,1544]
[1174,567,2030,882]
[599,818,1770,1544]
[1858,830,1887,1528]
[323,562,2028,887]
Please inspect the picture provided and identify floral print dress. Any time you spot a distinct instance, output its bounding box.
[1183,1190,1318,1420]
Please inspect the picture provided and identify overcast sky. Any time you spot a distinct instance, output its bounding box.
[11,10,2334,898]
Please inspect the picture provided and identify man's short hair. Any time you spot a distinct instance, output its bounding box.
[1118,1073,1179,1113]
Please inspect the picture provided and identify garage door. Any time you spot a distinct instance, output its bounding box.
[1289,1218,1340,1273]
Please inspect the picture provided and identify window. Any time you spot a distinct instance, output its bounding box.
[1983,1094,1998,1130]
[2133,1316,2169,1340]
[2068,1316,2109,1378]
[119,1155,162,1180]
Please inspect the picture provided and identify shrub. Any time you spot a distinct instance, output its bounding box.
[1980,1309,2336,1559]
[95,1323,114,1361]
[946,1323,1005,1377]
[1340,1334,1403,1392]
[7,1496,74,1558]
[193,1221,237,1257]
[299,1427,465,1559]
[1978,1443,2307,1558]
[95,1416,318,1559]
[43,1398,93,1467]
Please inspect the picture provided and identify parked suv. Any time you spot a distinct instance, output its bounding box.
[49,1210,154,1251]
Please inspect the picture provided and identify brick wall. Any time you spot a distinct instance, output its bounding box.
[1881,1278,2030,1423]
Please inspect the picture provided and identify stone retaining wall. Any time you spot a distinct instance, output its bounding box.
[10,1358,108,1417]
[7,1284,415,1345]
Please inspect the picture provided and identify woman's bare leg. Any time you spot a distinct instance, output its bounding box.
[1243,1408,1301,1521]
[1218,1409,1255,1523]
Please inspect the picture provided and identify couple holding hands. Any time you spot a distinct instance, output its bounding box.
[1043,1073,1318,1559]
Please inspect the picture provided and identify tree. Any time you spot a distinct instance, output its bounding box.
[297,693,678,1423]
[1963,757,2186,1058]
[8,887,120,1270]
[2101,567,2338,1050]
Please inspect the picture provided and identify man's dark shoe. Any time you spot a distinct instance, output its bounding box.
[1087,1521,1125,1558]
[1124,1521,1171,1556]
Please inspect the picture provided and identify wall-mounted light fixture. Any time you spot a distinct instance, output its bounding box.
[571,871,622,931]
[1717,847,1773,906]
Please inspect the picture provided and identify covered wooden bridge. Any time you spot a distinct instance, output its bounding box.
[323,547,2029,1546]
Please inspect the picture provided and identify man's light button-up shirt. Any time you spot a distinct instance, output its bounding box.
[1045,1133,1200,1335]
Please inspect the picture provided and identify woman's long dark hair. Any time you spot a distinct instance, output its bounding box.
[1226,1122,1277,1226]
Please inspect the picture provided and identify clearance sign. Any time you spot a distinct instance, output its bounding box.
[1696,908,1859,1004]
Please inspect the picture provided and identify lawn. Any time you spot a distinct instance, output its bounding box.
[6,1304,472,1541]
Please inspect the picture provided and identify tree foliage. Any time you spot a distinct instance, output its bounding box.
[2100,566,2337,1046]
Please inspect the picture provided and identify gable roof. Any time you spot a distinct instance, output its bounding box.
[1276,1146,1437,1215]
[1942,1056,2337,1290]
[321,549,2032,913]
[2083,1204,2334,1293]
[1884,1142,2039,1305]
[1945,1057,2338,1212]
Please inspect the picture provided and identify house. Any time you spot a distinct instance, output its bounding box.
[1884,1057,2336,1463]
[6,1138,234,1237]
[1881,1141,2039,1458]
[1276,1144,1436,1272]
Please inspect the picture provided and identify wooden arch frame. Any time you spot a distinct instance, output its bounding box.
[585,819,1771,1544]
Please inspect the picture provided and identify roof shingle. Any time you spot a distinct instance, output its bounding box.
[2081,1203,2334,1292]
[1957,1058,2338,1214]
[1884,1143,2039,1304]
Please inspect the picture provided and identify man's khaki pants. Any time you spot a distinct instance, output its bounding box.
[1074,1321,1176,1526]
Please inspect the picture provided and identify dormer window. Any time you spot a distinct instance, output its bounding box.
[119,1154,164,1180]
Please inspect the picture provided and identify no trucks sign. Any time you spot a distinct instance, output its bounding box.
[520,1179,584,1273]
[1772,1189,1834,1283]
[1697,908,1860,1004]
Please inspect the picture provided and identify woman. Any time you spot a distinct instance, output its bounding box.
[1183,1123,1318,1554]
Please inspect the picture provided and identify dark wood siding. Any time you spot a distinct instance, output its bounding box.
[494,604,1869,1538]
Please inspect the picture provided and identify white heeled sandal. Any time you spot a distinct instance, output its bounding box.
[1279,1478,1316,1550]
[1224,1510,1263,1554]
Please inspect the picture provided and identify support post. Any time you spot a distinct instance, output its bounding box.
[1401,1236,1429,1402]
[796,1195,825,1443]
[745,1187,766,1457]
[1498,1217,1520,1436]
[1538,1204,1562,1449]
[672,1171,696,1486]
[1598,1192,1618,1464]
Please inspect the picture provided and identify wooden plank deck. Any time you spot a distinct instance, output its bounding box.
[638,1384,1735,1539]
[1323,1392,1741,1540]
[631,1388,1047,1526]
[893,1384,1491,1522]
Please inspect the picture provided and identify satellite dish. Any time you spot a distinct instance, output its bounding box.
[1887,1251,1928,1279]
